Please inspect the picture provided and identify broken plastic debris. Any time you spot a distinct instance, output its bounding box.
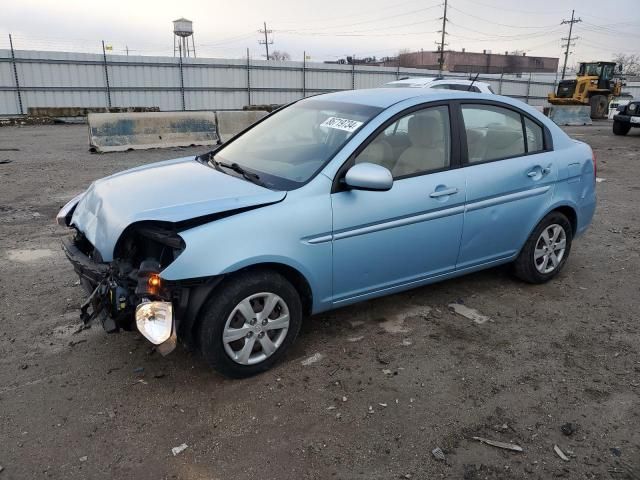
[472,436,523,452]
[347,336,364,342]
[554,445,569,461]
[171,443,188,456]
[378,403,388,408]
[382,369,392,375]
[596,177,606,183]
[448,304,490,324]
[432,447,445,461]
[560,422,576,436]
[79,456,88,462]
[301,352,324,366]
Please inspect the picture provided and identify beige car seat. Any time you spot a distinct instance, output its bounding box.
[356,138,394,170]
[393,114,447,177]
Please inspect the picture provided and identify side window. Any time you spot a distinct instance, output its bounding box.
[354,106,451,178]
[462,104,525,163]
[430,84,450,90]
[524,117,544,153]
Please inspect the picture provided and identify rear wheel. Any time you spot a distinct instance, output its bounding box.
[513,211,573,284]
[590,95,608,119]
[198,270,302,378]
[613,120,631,136]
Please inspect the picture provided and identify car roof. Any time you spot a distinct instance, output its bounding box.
[307,88,493,108]
[385,77,436,86]
[384,77,491,88]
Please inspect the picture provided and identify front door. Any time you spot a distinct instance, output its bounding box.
[330,104,465,304]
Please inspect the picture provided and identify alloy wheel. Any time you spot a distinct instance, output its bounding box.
[534,224,567,274]
[222,292,290,365]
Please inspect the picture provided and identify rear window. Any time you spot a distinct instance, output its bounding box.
[462,105,525,163]
[462,104,547,163]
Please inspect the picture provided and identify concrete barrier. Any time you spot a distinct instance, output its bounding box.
[216,110,268,142]
[548,105,593,126]
[88,111,219,152]
[29,106,159,117]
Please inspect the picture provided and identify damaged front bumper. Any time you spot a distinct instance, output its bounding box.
[61,237,177,355]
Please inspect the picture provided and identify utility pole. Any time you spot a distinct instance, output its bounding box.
[560,10,581,79]
[437,0,449,76]
[259,21,273,60]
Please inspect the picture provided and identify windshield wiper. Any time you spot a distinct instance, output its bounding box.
[209,158,266,187]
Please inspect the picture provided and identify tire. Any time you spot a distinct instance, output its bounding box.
[590,95,608,119]
[513,211,573,284]
[198,270,303,378]
[613,120,631,136]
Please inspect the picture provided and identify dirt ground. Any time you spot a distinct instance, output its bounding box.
[0,122,638,480]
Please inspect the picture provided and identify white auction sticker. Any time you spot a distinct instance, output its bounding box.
[320,117,364,133]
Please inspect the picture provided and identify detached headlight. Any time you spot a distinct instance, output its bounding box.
[136,301,173,344]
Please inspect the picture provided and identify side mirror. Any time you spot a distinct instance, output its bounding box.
[344,162,393,191]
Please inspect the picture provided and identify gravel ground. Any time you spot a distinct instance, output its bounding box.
[0,123,639,479]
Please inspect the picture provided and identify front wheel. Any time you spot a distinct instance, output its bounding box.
[613,120,631,136]
[513,212,573,284]
[198,270,303,378]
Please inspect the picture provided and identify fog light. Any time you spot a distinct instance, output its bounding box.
[135,301,173,345]
[148,274,161,288]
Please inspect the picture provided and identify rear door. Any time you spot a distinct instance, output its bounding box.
[456,102,559,269]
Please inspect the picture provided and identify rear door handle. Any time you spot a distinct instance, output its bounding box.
[528,165,553,178]
[430,187,458,198]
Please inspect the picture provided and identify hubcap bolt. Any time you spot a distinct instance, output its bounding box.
[246,332,253,338]
[262,319,268,326]
[250,319,256,325]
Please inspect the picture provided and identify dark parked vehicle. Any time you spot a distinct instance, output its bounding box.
[613,100,640,136]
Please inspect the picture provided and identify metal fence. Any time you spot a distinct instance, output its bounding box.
[1,48,639,116]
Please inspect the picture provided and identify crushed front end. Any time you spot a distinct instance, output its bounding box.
[60,208,186,355]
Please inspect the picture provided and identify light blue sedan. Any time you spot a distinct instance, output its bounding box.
[57,89,596,377]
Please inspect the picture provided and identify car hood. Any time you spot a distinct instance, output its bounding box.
[71,156,286,261]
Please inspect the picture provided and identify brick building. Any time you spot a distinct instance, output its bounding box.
[391,50,559,74]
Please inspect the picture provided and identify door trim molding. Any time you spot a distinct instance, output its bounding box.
[465,185,551,213]
[332,204,465,241]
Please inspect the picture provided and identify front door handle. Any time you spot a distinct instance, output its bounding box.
[527,170,538,178]
[430,187,458,198]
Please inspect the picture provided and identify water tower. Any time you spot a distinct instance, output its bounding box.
[173,18,196,58]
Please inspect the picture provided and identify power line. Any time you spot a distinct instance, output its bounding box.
[561,10,582,79]
[447,5,559,29]
[279,19,441,37]
[258,21,273,60]
[284,3,443,33]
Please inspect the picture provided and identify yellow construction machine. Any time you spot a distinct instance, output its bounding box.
[548,62,623,124]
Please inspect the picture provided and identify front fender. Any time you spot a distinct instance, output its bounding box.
[159,176,334,313]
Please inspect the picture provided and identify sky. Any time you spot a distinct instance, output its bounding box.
[1,0,639,69]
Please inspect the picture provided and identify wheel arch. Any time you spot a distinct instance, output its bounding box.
[516,202,578,258]
[552,205,578,235]
[229,262,314,318]
[183,261,315,352]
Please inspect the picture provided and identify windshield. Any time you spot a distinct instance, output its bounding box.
[580,63,602,76]
[213,99,382,190]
